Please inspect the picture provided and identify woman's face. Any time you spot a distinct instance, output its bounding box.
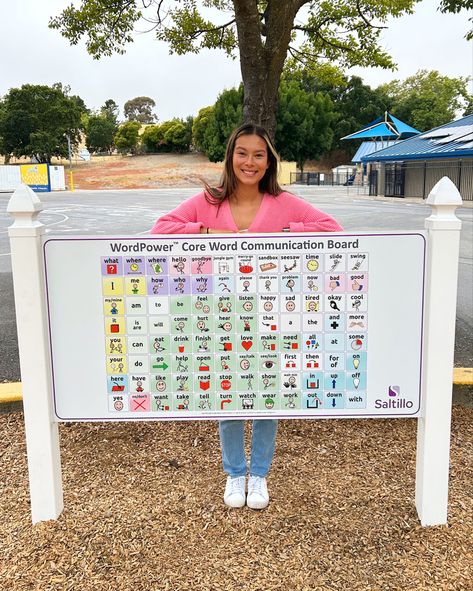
[232,134,269,189]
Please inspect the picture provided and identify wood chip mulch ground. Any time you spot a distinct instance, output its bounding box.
[1,409,472,591]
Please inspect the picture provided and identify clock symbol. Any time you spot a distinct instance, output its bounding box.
[130,263,139,272]
[307,259,319,271]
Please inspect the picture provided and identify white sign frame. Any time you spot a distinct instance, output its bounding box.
[43,232,425,422]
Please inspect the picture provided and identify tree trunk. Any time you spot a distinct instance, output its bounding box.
[234,0,299,139]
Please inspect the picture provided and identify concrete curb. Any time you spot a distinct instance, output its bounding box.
[1,369,472,414]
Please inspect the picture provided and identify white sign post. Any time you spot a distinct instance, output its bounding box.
[7,179,463,525]
[7,185,63,524]
[415,177,463,526]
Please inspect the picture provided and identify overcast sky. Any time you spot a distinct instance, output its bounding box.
[0,0,471,121]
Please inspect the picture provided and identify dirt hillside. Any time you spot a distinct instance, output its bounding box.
[66,153,224,190]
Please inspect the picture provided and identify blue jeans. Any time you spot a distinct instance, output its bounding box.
[219,419,278,478]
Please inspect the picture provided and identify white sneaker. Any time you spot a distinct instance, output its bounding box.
[247,475,269,510]
[223,476,246,508]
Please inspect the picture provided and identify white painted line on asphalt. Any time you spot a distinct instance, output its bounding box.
[39,213,70,227]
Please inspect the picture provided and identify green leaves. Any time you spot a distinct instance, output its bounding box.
[0,84,84,163]
[141,119,193,153]
[49,0,142,58]
[155,3,237,56]
[191,86,243,161]
[86,115,117,153]
[49,0,420,68]
[293,0,418,70]
[379,70,472,131]
[124,97,157,124]
[114,120,141,154]
[275,81,334,170]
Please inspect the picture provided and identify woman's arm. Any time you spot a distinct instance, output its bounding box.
[150,195,204,234]
[288,213,343,233]
[150,193,234,234]
[287,196,343,232]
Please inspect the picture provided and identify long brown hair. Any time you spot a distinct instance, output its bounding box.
[205,123,283,204]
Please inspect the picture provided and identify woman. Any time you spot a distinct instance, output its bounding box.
[151,123,342,509]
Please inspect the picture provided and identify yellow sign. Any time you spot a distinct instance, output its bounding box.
[20,164,51,192]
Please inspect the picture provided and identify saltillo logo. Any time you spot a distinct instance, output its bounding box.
[374,385,414,409]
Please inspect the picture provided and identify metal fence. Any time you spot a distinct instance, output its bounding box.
[290,171,359,186]
[385,163,406,197]
[380,159,473,201]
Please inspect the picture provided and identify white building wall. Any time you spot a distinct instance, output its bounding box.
[0,166,21,191]
[49,166,66,190]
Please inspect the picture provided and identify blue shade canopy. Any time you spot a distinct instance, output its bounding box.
[343,123,398,140]
[361,114,473,161]
[341,113,420,141]
[389,114,421,137]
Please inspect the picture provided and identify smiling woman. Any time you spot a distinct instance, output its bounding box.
[151,124,342,235]
[150,122,342,511]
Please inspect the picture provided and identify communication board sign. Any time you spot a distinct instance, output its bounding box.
[43,233,425,421]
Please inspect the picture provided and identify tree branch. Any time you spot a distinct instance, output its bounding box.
[110,0,136,34]
[355,0,387,29]
[186,18,236,41]
[294,0,312,11]
[293,27,357,54]
[292,15,336,35]
[155,0,165,25]
[288,45,323,66]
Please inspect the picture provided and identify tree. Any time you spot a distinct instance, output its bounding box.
[124,96,157,123]
[163,120,191,153]
[275,81,334,171]
[283,69,392,154]
[0,83,84,163]
[141,119,192,152]
[192,106,215,153]
[0,100,8,163]
[330,77,391,149]
[140,124,161,153]
[379,70,472,131]
[191,86,243,162]
[49,0,420,138]
[114,121,141,154]
[463,96,473,116]
[101,99,120,125]
[86,114,117,153]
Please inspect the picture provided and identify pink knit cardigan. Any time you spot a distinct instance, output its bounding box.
[150,191,342,234]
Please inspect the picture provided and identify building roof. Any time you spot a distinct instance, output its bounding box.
[341,112,420,141]
[351,140,399,163]
[362,114,473,162]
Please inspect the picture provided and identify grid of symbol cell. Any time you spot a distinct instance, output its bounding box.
[101,250,369,414]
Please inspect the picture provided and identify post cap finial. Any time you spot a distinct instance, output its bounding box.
[7,184,43,215]
[426,177,462,206]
